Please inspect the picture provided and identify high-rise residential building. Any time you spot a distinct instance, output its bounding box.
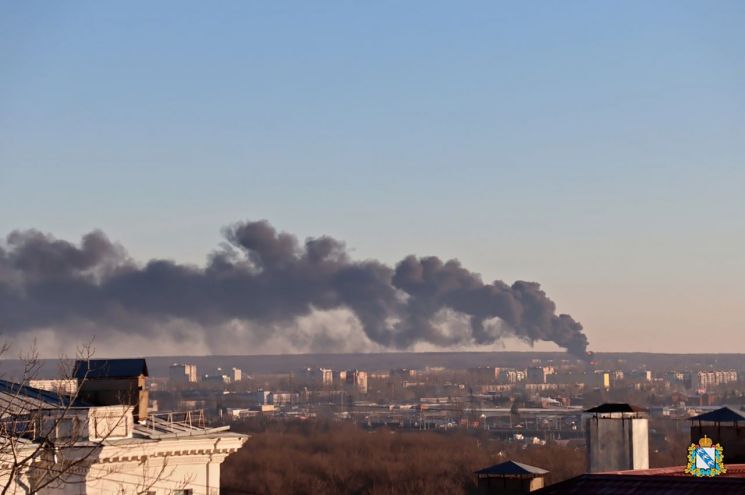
[527,366,555,384]
[594,370,611,389]
[692,370,738,391]
[320,368,333,387]
[346,369,368,394]
[232,367,242,382]
[169,363,198,384]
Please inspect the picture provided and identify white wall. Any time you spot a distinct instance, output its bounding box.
[585,415,649,473]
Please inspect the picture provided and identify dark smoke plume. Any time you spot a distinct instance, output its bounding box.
[0,221,589,356]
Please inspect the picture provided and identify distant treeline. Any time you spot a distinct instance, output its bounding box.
[221,419,585,495]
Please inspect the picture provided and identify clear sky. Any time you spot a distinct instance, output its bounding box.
[1,1,744,353]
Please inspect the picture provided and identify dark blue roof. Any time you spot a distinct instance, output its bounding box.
[0,379,89,407]
[689,407,745,423]
[475,460,549,476]
[585,403,647,413]
[73,359,148,379]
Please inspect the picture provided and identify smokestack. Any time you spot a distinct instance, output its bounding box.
[0,221,590,356]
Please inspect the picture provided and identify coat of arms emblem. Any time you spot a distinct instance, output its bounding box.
[685,435,725,477]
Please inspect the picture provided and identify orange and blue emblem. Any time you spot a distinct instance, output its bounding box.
[685,435,725,477]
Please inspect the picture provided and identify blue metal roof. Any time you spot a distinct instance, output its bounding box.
[585,403,648,414]
[689,407,745,423]
[73,359,149,379]
[0,378,89,408]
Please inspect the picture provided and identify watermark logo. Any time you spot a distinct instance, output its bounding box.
[685,435,726,477]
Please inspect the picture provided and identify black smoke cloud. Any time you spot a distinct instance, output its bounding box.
[0,221,589,356]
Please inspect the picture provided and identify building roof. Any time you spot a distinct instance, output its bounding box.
[534,472,745,494]
[602,465,745,477]
[585,403,647,414]
[475,460,549,477]
[0,379,88,417]
[689,407,745,423]
[73,359,149,379]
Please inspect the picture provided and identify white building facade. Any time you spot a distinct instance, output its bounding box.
[0,368,246,494]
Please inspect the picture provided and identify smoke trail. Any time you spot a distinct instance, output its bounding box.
[0,221,588,356]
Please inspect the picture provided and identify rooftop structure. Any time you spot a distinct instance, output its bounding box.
[584,403,649,473]
[689,406,745,463]
[585,403,647,414]
[689,406,745,423]
[533,465,745,494]
[73,358,149,379]
[1,360,246,494]
[74,358,149,421]
[475,460,549,493]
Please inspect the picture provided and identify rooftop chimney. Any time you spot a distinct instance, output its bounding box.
[584,403,649,473]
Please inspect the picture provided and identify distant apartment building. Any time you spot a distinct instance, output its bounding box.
[333,370,348,385]
[547,371,587,385]
[320,368,333,386]
[203,372,231,385]
[390,368,417,380]
[249,389,273,406]
[296,367,333,387]
[467,366,500,383]
[272,391,299,406]
[169,362,198,384]
[479,384,512,393]
[665,371,692,389]
[525,383,562,393]
[346,369,368,394]
[499,368,526,384]
[527,366,556,384]
[232,367,242,382]
[692,370,738,391]
[594,370,611,389]
[628,369,653,382]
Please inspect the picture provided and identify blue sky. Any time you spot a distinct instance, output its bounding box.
[1,1,744,352]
